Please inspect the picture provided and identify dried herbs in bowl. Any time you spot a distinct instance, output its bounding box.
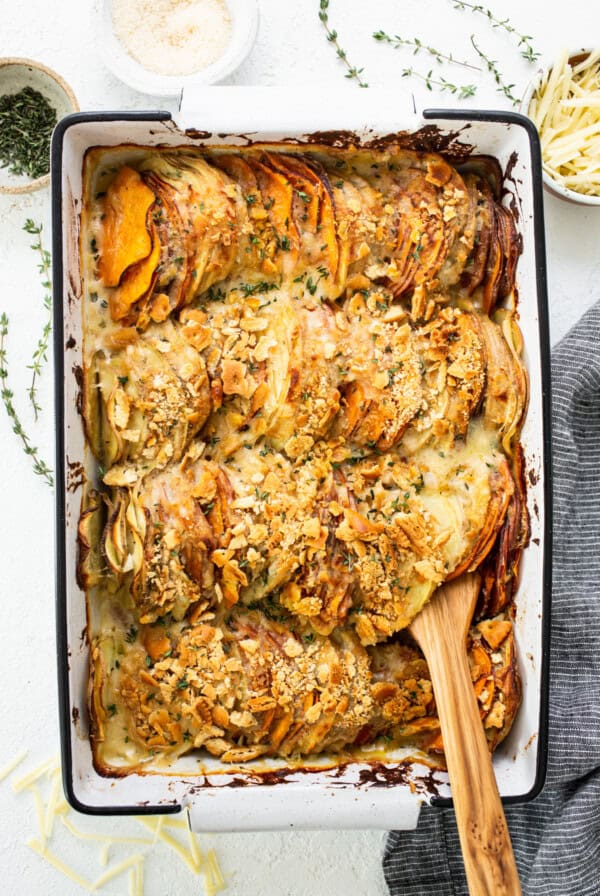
[0,86,57,180]
[0,57,78,194]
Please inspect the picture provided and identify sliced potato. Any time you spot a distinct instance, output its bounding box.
[97,166,156,287]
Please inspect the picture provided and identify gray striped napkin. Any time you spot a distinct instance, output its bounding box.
[384,300,600,896]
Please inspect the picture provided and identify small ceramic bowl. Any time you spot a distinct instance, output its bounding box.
[522,49,600,207]
[98,0,259,97]
[0,57,78,194]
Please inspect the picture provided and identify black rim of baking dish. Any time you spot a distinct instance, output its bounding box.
[52,108,551,817]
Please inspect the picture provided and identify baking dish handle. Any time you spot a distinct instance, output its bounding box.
[175,86,422,137]
[184,784,423,832]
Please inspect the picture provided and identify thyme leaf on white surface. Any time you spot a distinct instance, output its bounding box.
[372,30,481,72]
[0,313,53,487]
[23,219,52,421]
[470,35,520,105]
[451,1,541,63]
[318,0,369,88]
[401,67,477,99]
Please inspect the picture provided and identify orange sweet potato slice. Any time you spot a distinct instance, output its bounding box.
[469,643,492,681]
[246,156,299,255]
[142,628,171,662]
[98,166,156,287]
[109,222,161,321]
[265,153,321,233]
[474,675,495,713]
[450,457,514,579]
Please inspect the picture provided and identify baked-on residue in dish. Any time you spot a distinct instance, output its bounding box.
[78,144,527,773]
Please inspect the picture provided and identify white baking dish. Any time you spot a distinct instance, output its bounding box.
[52,88,551,831]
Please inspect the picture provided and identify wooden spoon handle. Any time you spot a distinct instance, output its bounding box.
[412,602,522,896]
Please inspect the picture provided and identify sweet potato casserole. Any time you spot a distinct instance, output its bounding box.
[78,142,528,773]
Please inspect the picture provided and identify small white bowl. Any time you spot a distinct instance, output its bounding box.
[522,49,600,207]
[98,0,259,97]
[0,57,78,194]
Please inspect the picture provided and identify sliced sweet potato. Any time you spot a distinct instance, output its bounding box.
[437,166,476,290]
[98,166,156,287]
[481,205,503,314]
[460,175,494,295]
[142,629,171,662]
[266,153,320,232]
[479,315,528,446]
[398,176,446,293]
[109,222,161,321]
[477,446,530,619]
[143,172,190,313]
[474,675,495,713]
[246,156,300,263]
[496,204,522,299]
[450,457,515,579]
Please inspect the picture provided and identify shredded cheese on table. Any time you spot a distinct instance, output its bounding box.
[3,753,226,894]
[0,749,28,782]
[528,48,600,196]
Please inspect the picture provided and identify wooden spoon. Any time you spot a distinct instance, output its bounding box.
[409,572,522,896]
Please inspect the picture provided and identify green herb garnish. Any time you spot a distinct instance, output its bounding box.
[0,87,57,180]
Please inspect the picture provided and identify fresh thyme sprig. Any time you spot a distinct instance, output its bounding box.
[0,312,54,487]
[373,30,480,72]
[401,67,477,99]
[23,219,52,420]
[469,35,520,105]
[318,0,369,88]
[451,1,540,63]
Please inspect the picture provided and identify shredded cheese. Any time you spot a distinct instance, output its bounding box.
[205,848,226,895]
[136,858,144,896]
[112,0,233,77]
[12,755,58,792]
[28,839,93,891]
[5,756,227,894]
[44,773,61,839]
[28,784,47,849]
[136,817,201,874]
[61,814,154,847]
[528,48,600,196]
[91,853,144,891]
[0,750,28,782]
[186,807,204,871]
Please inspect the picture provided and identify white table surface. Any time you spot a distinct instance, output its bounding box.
[1,1,599,894]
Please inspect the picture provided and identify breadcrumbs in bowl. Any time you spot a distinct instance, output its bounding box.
[523,48,600,206]
[98,0,259,96]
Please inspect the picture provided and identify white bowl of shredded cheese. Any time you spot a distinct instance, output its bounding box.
[523,48,600,206]
[99,0,259,96]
